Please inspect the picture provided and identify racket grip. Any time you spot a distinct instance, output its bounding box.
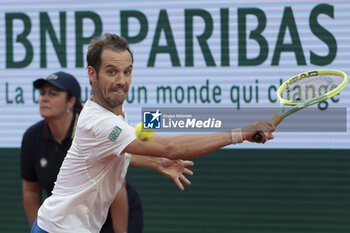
[252,131,265,143]
[252,114,284,143]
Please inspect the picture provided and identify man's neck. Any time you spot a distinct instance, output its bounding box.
[91,95,125,118]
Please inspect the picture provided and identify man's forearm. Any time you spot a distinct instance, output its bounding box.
[130,154,160,170]
[152,131,237,160]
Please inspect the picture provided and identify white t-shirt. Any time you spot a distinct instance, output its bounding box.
[37,97,136,233]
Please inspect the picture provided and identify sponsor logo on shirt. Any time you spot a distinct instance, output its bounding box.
[108,126,122,142]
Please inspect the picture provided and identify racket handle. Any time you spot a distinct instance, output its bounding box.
[252,131,265,143]
[252,114,284,143]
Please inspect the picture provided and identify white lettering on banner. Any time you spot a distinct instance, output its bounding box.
[162,118,222,128]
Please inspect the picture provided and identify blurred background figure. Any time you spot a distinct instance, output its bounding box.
[20,71,143,233]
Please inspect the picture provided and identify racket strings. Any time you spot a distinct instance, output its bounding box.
[280,75,344,103]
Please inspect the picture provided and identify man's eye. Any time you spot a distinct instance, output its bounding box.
[108,70,116,75]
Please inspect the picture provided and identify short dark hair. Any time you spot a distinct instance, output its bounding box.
[86,33,133,74]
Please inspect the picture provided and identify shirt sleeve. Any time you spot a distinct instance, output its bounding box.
[20,127,38,181]
[92,115,137,158]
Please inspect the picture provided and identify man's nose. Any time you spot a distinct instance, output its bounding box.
[114,73,127,85]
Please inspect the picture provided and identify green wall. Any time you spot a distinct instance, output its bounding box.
[1,148,350,233]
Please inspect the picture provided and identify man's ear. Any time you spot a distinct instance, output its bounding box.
[88,66,97,84]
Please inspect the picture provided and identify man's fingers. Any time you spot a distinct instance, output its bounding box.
[259,122,274,132]
[265,132,274,140]
[180,174,191,186]
[183,168,193,176]
[261,132,274,143]
[174,178,184,191]
[257,121,275,143]
[182,160,194,167]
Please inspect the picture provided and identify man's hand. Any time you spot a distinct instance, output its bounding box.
[155,158,194,191]
[242,120,275,143]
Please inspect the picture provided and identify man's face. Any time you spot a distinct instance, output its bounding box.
[94,49,133,109]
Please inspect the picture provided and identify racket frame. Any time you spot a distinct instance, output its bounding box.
[252,69,348,142]
[278,69,348,107]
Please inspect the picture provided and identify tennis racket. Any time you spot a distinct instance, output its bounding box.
[253,69,348,142]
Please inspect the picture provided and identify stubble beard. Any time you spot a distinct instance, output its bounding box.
[96,75,127,109]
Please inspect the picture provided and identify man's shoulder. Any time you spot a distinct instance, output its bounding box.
[80,99,118,121]
[78,106,130,135]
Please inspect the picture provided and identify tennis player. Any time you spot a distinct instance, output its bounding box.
[21,71,143,233]
[31,33,274,233]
